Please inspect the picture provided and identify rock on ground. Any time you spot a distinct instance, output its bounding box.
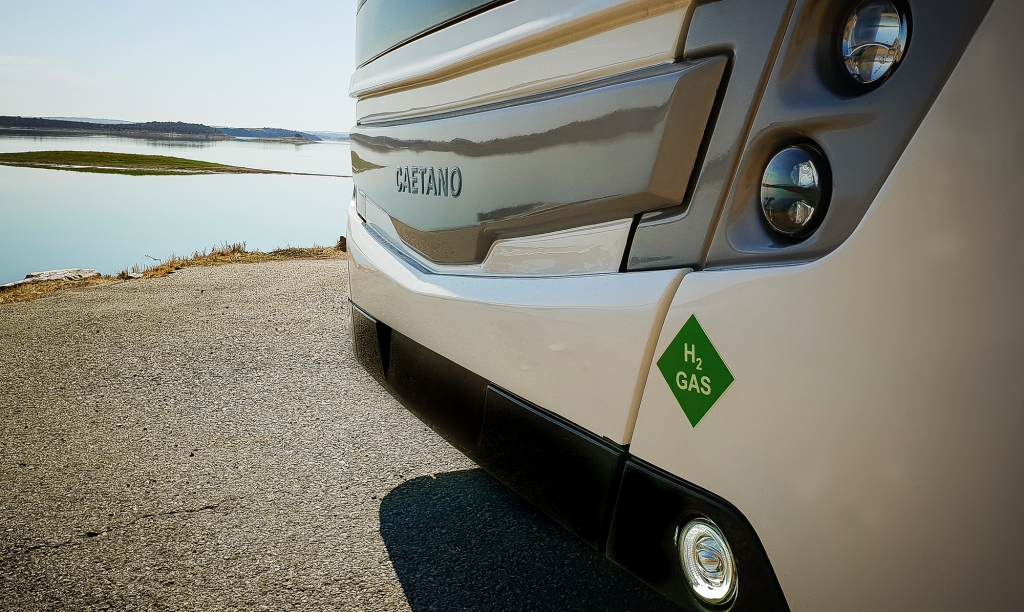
[0,260,678,611]
[1,269,101,290]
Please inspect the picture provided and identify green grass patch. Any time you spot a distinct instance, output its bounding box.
[0,150,267,175]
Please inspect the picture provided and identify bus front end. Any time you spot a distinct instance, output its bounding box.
[347,1,1023,609]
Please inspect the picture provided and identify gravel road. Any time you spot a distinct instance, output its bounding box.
[0,260,677,611]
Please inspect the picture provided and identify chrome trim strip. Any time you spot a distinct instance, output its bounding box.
[360,62,686,128]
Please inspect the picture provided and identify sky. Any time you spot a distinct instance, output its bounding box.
[0,0,358,132]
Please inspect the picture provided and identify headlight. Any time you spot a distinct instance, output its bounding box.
[678,518,737,605]
[840,1,910,86]
[760,145,830,238]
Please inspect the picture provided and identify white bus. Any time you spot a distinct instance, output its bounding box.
[346,1,1023,609]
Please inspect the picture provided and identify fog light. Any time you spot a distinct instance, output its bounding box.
[760,146,829,238]
[841,1,909,85]
[678,518,736,605]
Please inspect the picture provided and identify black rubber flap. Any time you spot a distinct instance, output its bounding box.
[350,303,488,454]
[478,387,626,549]
[351,303,387,386]
[385,331,489,454]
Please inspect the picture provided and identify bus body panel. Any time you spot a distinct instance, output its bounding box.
[347,209,683,444]
[630,3,1024,608]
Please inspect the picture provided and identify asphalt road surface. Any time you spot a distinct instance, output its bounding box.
[0,260,679,611]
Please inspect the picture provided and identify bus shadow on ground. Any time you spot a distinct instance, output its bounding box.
[379,468,679,612]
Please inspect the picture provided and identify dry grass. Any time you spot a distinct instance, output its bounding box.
[139,241,346,279]
[0,240,347,305]
[0,276,118,305]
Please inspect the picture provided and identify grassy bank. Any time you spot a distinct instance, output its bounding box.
[0,240,347,305]
[0,151,265,175]
[0,151,348,177]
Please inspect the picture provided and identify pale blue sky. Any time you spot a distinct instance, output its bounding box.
[0,0,358,131]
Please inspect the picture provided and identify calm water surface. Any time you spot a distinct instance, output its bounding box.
[0,135,352,285]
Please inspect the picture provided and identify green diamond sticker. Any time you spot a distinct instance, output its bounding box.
[656,314,734,427]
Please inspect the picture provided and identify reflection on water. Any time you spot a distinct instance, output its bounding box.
[0,136,351,284]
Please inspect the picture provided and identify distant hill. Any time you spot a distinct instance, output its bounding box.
[216,127,322,141]
[0,117,332,143]
[0,117,229,140]
[305,131,350,142]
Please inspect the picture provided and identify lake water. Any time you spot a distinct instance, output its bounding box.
[0,135,352,285]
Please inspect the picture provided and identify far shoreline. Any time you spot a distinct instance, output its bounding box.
[0,126,234,142]
[0,128,331,146]
[0,117,346,144]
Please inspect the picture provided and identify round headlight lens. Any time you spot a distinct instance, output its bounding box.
[678,518,737,605]
[841,1,909,85]
[760,146,829,238]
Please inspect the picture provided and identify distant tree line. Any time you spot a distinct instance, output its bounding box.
[0,116,224,136]
[0,117,321,142]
